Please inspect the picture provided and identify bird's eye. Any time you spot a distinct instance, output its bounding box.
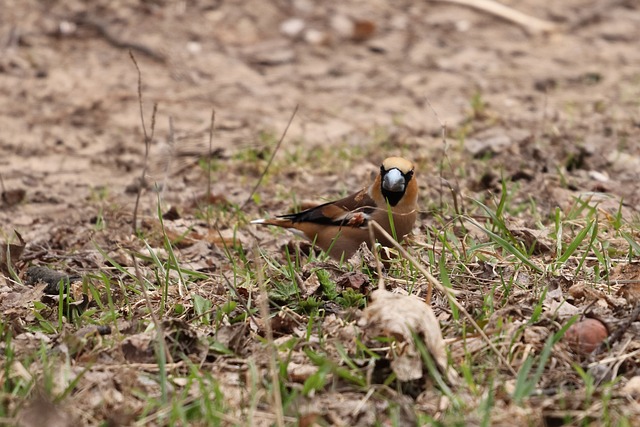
[380,165,386,174]
[405,170,414,180]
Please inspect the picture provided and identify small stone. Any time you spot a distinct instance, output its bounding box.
[304,29,328,45]
[564,318,608,354]
[280,18,306,38]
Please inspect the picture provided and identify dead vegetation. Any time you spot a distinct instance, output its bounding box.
[2,1,640,426]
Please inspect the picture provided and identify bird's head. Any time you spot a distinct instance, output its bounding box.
[379,157,415,206]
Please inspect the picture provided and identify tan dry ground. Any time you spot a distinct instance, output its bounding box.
[1,0,640,426]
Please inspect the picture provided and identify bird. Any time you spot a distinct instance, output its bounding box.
[251,156,418,260]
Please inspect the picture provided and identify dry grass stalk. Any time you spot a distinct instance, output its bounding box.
[431,0,558,35]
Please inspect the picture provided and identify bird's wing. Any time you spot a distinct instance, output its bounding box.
[277,188,379,229]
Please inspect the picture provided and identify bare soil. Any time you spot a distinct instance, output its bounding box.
[1,0,640,425]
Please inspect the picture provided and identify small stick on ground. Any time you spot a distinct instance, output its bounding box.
[431,0,558,35]
[241,105,298,210]
[369,220,518,376]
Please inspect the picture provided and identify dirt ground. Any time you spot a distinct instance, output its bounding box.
[1,0,640,425]
[2,0,639,226]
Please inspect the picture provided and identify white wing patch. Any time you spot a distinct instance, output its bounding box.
[334,211,371,228]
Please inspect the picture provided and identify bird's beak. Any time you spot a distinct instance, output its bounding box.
[382,169,405,192]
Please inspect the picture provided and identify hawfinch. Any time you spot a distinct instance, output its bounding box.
[252,157,417,260]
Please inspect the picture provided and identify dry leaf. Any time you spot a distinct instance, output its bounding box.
[510,226,554,255]
[189,192,229,208]
[612,264,640,303]
[352,19,376,41]
[214,323,250,354]
[335,271,369,292]
[299,272,321,298]
[622,376,640,398]
[1,283,47,311]
[347,241,377,271]
[120,333,155,363]
[162,206,181,220]
[360,289,456,384]
[543,286,580,318]
[2,188,26,206]
[270,308,302,336]
[0,231,25,275]
[288,362,321,383]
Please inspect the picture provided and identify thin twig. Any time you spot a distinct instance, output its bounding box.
[241,105,298,210]
[130,51,158,234]
[369,220,518,376]
[430,0,557,35]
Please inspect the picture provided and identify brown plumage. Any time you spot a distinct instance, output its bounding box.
[252,157,418,260]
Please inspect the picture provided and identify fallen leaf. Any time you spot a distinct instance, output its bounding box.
[360,289,456,384]
[189,192,229,208]
[299,271,321,298]
[612,263,640,303]
[622,376,640,398]
[335,271,369,292]
[121,333,155,363]
[214,323,250,355]
[1,283,47,310]
[243,39,295,66]
[352,19,376,41]
[2,188,26,206]
[162,206,181,220]
[347,241,377,271]
[270,308,303,336]
[287,362,321,383]
[0,231,25,275]
[510,226,554,255]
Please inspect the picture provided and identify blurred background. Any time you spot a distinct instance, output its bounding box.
[1,0,639,231]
